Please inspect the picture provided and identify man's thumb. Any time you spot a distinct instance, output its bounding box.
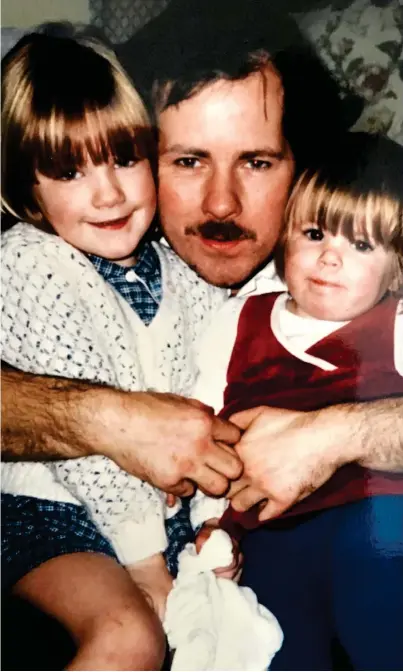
[258,499,289,522]
[229,406,266,430]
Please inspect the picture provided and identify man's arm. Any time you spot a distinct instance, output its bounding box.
[227,397,403,519]
[1,363,100,461]
[1,363,242,496]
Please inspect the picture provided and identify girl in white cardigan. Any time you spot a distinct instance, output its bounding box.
[1,32,228,670]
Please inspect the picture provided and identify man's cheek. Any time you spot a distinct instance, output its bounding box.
[160,181,186,214]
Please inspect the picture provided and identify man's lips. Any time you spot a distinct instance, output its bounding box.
[89,216,130,230]
[189,220,255,247]
[199,237,244,251]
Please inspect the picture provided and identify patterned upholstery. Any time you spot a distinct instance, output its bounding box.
[295,0,403,144]
[89,0,169,42]
[1,0,402,142]
[87,0,402,145]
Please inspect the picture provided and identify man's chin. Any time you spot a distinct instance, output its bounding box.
[164,235,265,288]
[188,258,257,289]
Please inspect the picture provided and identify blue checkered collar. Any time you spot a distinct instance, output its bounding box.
[87,241,159,282]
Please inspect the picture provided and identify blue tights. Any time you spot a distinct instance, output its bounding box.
[240,496,403,670]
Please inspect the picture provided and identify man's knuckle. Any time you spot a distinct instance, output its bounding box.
[176,456,195,475]
[205,478,228,497]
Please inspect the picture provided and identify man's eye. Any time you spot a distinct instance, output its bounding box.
[246,159,273,170]
[354,239,374,253]
[174,157,200,168]
[303,227,324,241]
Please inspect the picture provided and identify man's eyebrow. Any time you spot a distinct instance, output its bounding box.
[240,148,285,161]
[162,144,210,157]
[161,145,286,160]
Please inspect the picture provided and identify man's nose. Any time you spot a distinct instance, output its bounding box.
[92,168,125,209]
[201,168,242,220]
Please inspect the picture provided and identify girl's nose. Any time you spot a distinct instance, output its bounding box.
[92,169,125,209]
[319,245,342,267]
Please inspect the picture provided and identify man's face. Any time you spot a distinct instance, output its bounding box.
[157,67,295,287]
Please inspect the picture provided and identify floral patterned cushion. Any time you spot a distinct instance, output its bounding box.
[294,0,403,144]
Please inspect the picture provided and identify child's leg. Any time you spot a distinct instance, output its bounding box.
[240,521,333,671]
[14,552,166,671]
[127,552,173,621]
[330,495,403,671]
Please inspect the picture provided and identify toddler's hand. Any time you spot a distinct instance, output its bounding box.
[195,520,243,581]
[166,493,177,507]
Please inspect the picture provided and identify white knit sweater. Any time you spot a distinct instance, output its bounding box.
[1,223,226,564]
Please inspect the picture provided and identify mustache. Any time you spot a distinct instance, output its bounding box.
[185,220,256,242]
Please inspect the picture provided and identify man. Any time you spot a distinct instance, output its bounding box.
[2,0,356,501]
[2,1,402,669]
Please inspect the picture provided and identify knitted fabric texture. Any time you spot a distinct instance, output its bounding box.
[1,224,226,564]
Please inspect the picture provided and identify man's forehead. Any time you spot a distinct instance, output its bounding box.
[159,65,283,116]
[158,66,285,151]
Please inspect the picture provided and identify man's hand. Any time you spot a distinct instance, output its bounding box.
[1,366,242,498]
[80,388,243,498]
[195,519,243,581]
[227,405,350,520]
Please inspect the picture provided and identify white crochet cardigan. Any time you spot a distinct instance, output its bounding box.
[1,223,226,564]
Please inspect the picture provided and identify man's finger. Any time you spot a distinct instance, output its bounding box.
[226,475,250,498]
[167,479,196,497]
[192,464,230,497]
[258,498,289,521]
[231,486,267,512]
[257,486,314,521]
[229,406,267,431]
[212,415,242,445]
[186,397,215,414]
[205,440,243,481]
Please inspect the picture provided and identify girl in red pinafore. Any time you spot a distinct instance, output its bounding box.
[191,132,403,671]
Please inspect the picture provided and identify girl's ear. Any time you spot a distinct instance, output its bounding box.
[387,255,403,295]
[25,205,53,234]
[30,214,55,235]
[29,209,44,223]
[26,190,51,230]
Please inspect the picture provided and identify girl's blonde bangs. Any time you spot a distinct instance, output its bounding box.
[23,82,152,177]
[286,171,402,250]
[2,36,154,222]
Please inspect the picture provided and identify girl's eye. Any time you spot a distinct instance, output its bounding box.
[59,170,82,181]
[114,157,139,168]
[303,227,324,241]
[354,239,374,253]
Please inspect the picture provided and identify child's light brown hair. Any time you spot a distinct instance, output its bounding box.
[276,132,403,291]
[1,32,154,224]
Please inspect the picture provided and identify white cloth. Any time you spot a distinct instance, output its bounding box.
[164,529,283,671]
[1,223,226,564]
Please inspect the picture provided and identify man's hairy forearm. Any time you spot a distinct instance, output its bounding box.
[1,362,104,461]
[322,396,403,472]
[1,362,242,494]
